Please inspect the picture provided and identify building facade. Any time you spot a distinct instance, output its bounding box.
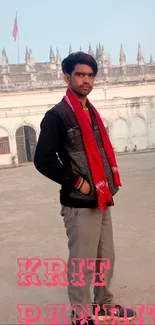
[0,43,155,166]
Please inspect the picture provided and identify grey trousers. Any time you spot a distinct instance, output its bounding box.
[60,206,115,317]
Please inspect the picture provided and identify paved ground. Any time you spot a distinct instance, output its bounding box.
[0,152,155,324]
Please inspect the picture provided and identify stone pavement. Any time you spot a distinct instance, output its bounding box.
[0,152,155,324]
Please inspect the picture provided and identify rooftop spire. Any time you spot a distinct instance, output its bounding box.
[88,42,94,56]
[108,52,112,66]
[28,48,35,67]
[101,45,107,61]
[119,44,126,66]
[25,46,29,61]
[150,54,153,64]
[137,43,144,65]
[69,43,73,55]
[98,42,101,54]
[2,47,7,58]
[49,45,55,61]
[95,45,98,59]
[56,48,61,64]
[1,47,8,66]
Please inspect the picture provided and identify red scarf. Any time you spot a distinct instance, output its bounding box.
[63,88,122,211]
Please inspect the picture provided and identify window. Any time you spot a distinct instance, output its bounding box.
[0,137,10,155]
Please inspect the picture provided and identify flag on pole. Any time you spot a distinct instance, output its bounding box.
[13,13,18,41]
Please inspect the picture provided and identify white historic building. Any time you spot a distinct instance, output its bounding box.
[0,43,155,166]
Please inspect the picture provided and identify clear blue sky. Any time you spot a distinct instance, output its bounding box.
[0,0,155,65]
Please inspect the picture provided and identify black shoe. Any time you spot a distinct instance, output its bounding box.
[92,303,136,321]
[71,312,95,325]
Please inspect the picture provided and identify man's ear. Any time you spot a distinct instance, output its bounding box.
[64,73,70,84]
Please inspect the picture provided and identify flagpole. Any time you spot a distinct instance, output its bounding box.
[17,11,19,64]
[17,28,19,64]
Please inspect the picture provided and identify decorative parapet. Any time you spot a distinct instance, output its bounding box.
[0,43,155,93]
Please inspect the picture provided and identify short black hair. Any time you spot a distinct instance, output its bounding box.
[62,51,98,76]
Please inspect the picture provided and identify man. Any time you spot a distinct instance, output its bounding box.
[34,52,136,324]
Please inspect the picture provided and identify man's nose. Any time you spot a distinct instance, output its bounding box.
[83,75,90,83]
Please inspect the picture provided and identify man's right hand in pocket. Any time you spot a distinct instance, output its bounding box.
[74,176,91,195]
[80,180,91,195]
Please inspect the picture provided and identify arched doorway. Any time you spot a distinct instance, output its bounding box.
[102,119,109,134]
[131,116,147,150]
[111,118,129,152]
[15,125,37,163]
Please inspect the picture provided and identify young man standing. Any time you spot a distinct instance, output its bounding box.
[34,52,136,324]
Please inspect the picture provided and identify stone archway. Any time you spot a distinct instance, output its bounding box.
[131,116,147,150]
[111,118,129,152]
[102,119,109,134]
[15,125,37,163]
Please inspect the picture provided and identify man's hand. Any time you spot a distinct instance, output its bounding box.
[80,180,91,195]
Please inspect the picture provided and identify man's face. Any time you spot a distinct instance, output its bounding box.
[65,64,95,97]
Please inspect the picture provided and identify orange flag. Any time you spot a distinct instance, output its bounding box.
[13,13,18,41]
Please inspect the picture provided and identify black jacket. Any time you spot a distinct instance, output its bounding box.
[34,99,118,208]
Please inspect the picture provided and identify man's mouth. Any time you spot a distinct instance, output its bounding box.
[81,85,90,90]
